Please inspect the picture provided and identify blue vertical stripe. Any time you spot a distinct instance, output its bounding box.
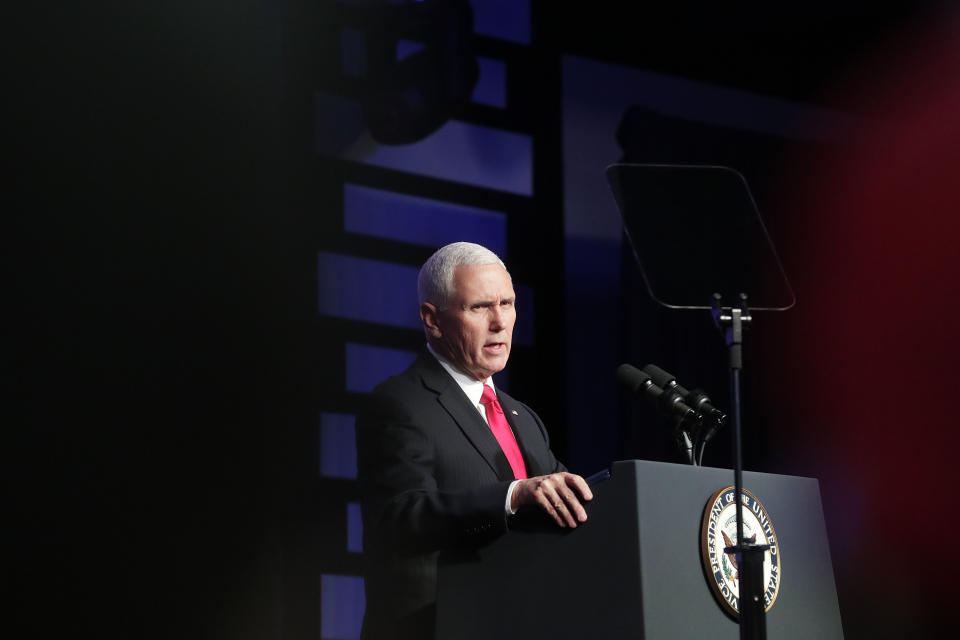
[320,574,365,640]
[514,284,534,347]
[319,413,358,479]
[473,57,507,108]
[347,502,363,553]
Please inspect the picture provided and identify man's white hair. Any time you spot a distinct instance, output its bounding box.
[418,242,508,310]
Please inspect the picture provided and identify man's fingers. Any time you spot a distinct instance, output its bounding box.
[558,486,588,523]
[547,490,577,528]
[533,487,566,527]
[529,479,569,527]
[540,479,581,528]
[564,473,594,502]
[556,473,591,522]
[516,473,593,528]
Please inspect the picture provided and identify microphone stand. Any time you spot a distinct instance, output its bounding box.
[712,293,768,640]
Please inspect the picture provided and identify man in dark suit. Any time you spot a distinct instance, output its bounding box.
[356,242,592,640]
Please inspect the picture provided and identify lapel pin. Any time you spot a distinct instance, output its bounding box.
[511,409,518,415]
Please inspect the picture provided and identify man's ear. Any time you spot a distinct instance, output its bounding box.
[420,302,443,338]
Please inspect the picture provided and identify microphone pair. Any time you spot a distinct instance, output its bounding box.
[616,363,727,465]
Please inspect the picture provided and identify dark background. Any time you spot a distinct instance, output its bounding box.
[9,2,958,638]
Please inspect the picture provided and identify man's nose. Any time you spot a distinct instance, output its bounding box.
[489,305,505,329]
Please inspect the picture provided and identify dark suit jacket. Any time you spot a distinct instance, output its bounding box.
[356,351,564,640]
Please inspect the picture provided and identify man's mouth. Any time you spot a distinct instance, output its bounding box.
[483,342,507,353]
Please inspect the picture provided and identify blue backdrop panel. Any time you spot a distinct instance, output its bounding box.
[471,0,530,44]
[338,118,532,196]
[346,343,419,393]
[343,184,507,255]
[396,39,426,61]
[317,253,420,329]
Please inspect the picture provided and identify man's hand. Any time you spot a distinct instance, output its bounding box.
[511,472,593,528]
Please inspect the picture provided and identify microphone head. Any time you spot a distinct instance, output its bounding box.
[686,388,712,411]
[642,363,675,388]
[616,363,651,393]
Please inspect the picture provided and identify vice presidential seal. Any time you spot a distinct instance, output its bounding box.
[700,486,781,619]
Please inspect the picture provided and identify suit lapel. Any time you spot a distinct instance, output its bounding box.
[496,391,545,477]
[415,353,515,481]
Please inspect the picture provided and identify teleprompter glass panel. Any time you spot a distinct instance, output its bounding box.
[605,163,795,311]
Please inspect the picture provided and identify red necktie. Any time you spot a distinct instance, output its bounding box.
[480,385,528,480]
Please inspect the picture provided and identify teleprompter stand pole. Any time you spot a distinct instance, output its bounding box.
[712,293,769,640]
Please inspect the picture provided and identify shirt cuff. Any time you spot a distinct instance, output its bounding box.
[505,479,521,515]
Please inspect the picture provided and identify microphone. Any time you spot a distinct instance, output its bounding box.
[617,364,699,464]
[642,364,727,435]
[616,364,698,424]
[643,364,727,422]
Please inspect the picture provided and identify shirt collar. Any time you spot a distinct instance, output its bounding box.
[426,343,493,408]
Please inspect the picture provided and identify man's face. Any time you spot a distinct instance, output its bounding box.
[425,263,516,381]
